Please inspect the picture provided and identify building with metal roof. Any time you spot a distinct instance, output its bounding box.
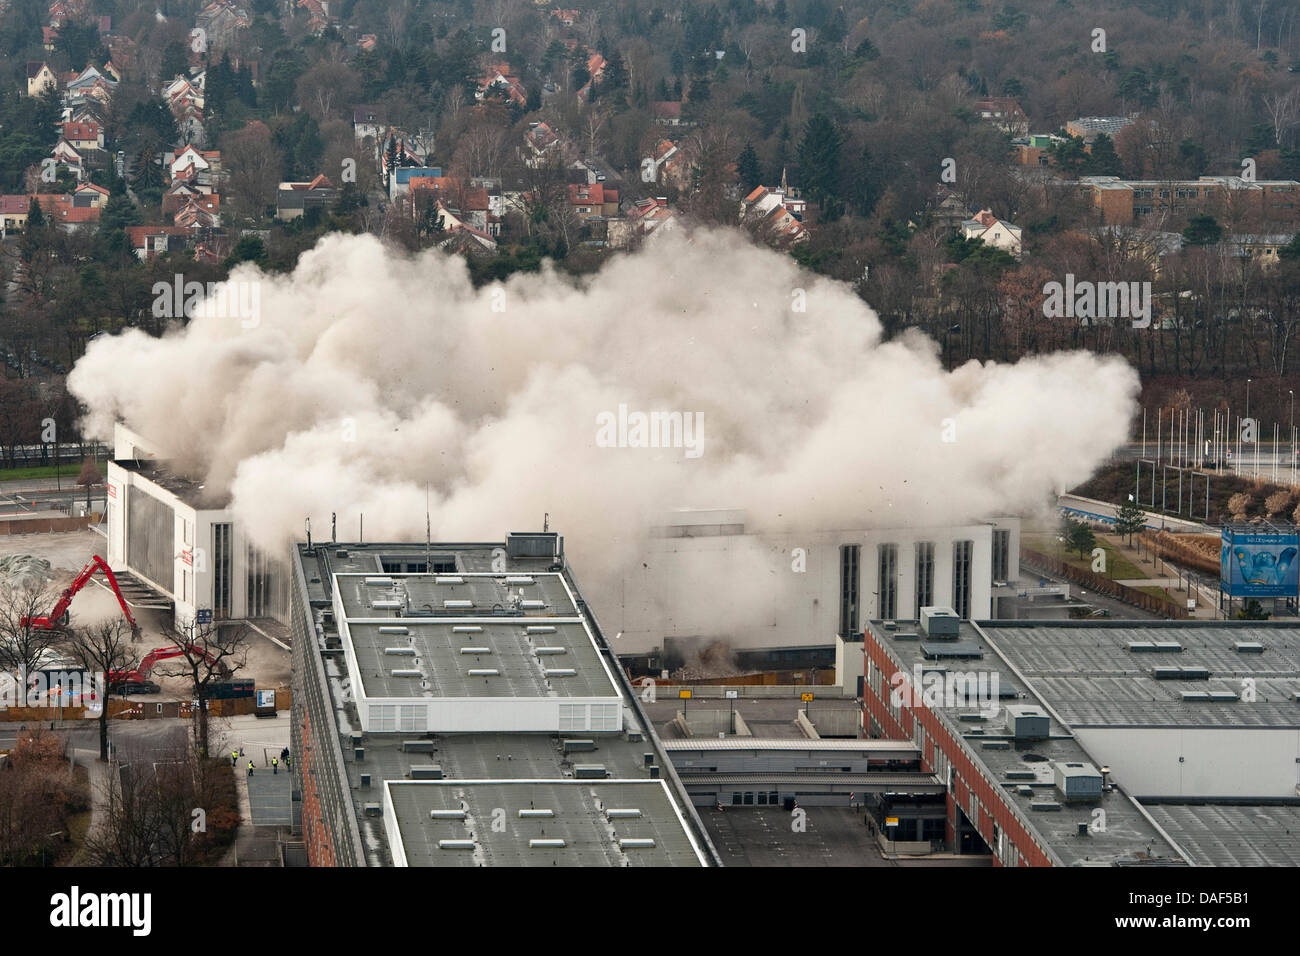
[862,614,1300,866]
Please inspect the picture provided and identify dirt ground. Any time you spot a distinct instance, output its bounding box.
[0,530,291,699]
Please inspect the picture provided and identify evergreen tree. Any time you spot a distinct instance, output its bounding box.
[797,113,845,219]
[1082,133,1123,176]
[26,196,45,231]
[1182,215,1222,247]
[1114,496,1146,544]
[736,143,762,191]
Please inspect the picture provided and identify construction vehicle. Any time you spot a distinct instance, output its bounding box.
[19,554,140,637]
[109,644,231,685]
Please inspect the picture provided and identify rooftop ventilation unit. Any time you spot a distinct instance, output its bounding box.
[982,740,1010,750]
[920,641,983,660]
[371,599,401,610]
[364,577,395,586]
[544,668,577,677]
[920,606,960,637]
[619,838,656,849]
[410,765,443,780]
[379,626,409,635]
[403,740,435,753]
[506,532,560,559]
[518,809,554,818]
[1030,801,1062,812]
[1004,704,1049,740]
[452,626,482,633]
[1016,785,1033,796]
[390,669,422,678]
[1153,666,1210,680]
[1128,640,1183,653]
[438,840,476,850]
[1004,770,1037,781]
[526,626,556,635]
[605,809,642,819]
[1053,761,1103,802]
[467,668,499,677]
[505,576,535,586]
[384,647,417,656]
[436,576,464,584]
[520,600,546,610]
[364,803,382,817]
[430,809,466,820]
[529,838,566,849]
[574,764,608,779]
[444,599,473,609]
[882,621,898,631]
[562,739,595,754]
[1234,642,1265,653]
[535,647,567,656]
[893,631,920,641]
[460,647,492,655]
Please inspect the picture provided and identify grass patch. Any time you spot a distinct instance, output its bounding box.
[0,462,105,484]
[1024,533,1149,580]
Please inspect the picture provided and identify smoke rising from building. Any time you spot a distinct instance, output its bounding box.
[69,229,1138,619]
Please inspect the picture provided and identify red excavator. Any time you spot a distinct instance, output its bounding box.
[19,554,140,637]
[109,644,231,685]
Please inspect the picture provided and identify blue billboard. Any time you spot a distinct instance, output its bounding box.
[1221,530,1300,597]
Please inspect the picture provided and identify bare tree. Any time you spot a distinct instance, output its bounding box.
[1262,88,1300,147]
[220,122,283,225]
[0,578,64,691]
[155,620,248,759]
[62,619,134,761]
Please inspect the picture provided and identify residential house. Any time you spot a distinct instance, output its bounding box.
[961,208,1023,257]
[0,196,31,237]
[353,105,385,143]
[1229,233,1297,270]
[62,120,103,151]
[551,9,579,25]
[196,1,251,49]
[575,52,605,100]
[476,63,527,107]
[63,65,117,107]
[388,165,443,202]
[26,61,57,97]
[569,182,619,220]
[739,185,810,245]
[72,181,109,208]
[973,97,1029,137]
[357,33,377,52]
[175,194,221,230]
[607,196,678,247]
[297,0,330,34]
[525,121,561,162]
[648,140,689,189]
[32,192,101,230]
[168,145,222,189]
[124,224,190,259]
[276,174,336,220]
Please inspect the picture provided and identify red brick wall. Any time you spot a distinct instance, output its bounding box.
[862,639,1055,867]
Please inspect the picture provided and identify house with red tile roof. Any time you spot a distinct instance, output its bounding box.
[608,196,679,247]
[124,225,191,259]
[568,181,618,219]
[476,62,527,107]
[62,120,103,151]
[740,185,810,246]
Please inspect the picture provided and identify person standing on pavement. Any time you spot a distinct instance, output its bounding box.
[272,757,278,774]
[248,760,255,777]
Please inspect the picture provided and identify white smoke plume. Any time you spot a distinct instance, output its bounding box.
[69,229,1138,617]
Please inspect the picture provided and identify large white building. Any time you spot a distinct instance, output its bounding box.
[601,509,1021,661]
[104,424,288,628]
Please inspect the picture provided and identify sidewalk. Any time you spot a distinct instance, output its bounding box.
[215,715,291,866]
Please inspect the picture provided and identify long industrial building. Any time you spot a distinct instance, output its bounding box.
[862,612,1300,865]
[288,533,717,866]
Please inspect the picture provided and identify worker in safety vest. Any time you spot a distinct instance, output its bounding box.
[231,750,238,767]
[248,760,255,777]
[272,757,278,774]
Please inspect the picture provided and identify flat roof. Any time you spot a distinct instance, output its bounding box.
[977,621,1300,728]
[111,459,229,509]
[335,571,577,620]
[1142,803,1300,866]
[866,619,1188,866]
[386,779,706,866]
[346,619,614,699]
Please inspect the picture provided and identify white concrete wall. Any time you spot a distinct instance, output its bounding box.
[601,517,1019,656]
[1073,726,1300,798]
